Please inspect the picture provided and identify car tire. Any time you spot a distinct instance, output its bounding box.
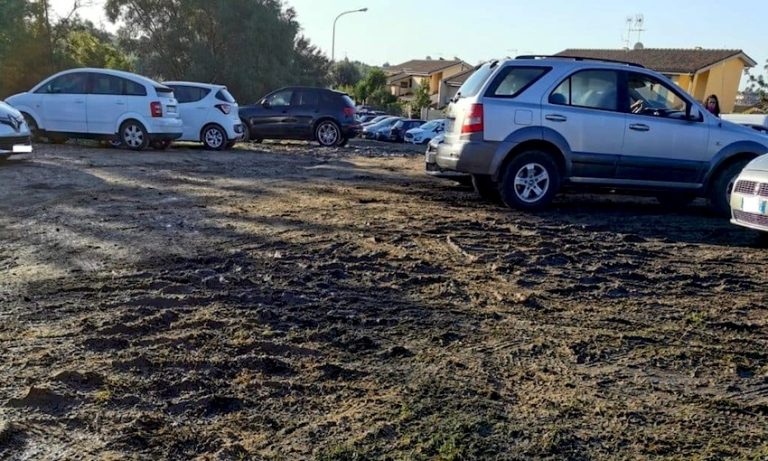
[21,113,42,142]
[202,124,227,151]
[225,140,237,150]
[120,120,149,151]
[316,120,341,147]
[499,151,560,211]
[471,174,501,203]
[239,119,251,141]
[337,137,349,147]
[709,159,750,217]
[656,193,695,210]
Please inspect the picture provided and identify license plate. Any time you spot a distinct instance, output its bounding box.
[12,145,32,153]
[167,106,177,113]
[742,196,766,214]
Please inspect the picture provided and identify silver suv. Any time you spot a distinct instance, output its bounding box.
[435,56,768,214]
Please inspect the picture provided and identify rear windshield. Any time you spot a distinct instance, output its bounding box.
[155,86,175,98]
[342,95,355,107]
[216,89,236,103]
[455,63,494,99]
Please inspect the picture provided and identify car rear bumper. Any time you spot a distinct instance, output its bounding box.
[342,124,361,138]
[426,149,470,179]
[435,137,496,174]
[147,118,183,135]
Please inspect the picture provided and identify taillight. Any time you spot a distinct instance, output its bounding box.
[150,101,162,118]
[215,104,231,115]
[461,103,484,134]
[343,107,355,117]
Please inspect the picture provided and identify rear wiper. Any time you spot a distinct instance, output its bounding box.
[450,91,462,103]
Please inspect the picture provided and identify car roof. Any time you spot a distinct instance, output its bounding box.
[47,68,166,88]
[163,81,227,90]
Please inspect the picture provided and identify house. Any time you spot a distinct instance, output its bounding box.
[556,48,756,112]
[384,59,473,106]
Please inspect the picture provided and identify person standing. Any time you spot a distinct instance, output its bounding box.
[705,94,721,117]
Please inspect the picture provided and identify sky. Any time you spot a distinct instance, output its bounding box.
[51,0,767,79]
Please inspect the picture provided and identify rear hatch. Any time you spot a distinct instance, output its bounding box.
[444,62,495,142]
[213,88,240,123]
[155,86,179,118]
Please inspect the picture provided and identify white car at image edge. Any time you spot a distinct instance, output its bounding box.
[163,81,245,150]
[730,153,768,232]
[6,68,183,151]
[0,100,32,158]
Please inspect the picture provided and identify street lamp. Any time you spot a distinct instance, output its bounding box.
[332,8,368,62]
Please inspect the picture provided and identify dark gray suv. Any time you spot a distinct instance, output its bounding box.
[436,56,768,214]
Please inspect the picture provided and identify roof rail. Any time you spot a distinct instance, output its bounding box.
[515,55,645,68]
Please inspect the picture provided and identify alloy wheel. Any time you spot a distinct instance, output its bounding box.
[514,163,550,203]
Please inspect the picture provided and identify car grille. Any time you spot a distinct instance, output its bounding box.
[0,135,31,151]
[734,179,768,197]
[733,210,768,229]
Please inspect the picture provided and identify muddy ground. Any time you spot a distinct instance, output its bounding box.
[0,140,767,460]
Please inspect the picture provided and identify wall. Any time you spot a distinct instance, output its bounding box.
[703,59,745,113]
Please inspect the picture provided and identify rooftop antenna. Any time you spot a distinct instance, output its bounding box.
[623,14,646,49]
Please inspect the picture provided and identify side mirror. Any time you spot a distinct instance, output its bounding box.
[262,100,271,109]
[687,105,703,122]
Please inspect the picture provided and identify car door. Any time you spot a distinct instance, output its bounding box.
[170,85,211,140]
[542,69,625,180]
[619,71,710,184]
[290,89,319,139]
[87,73,129,135]
[248,89,294,139]
[40,72,89,133]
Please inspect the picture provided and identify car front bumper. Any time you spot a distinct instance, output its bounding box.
[0,134,32,156]
[730,170,768,232]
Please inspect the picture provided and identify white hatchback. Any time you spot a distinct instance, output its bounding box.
[6,68,183,151]
[163,82,244,150]
[405,118,445,144]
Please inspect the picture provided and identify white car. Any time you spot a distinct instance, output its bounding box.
[405,118,445,145]
[730,154,768,233]
[0,100,32,158]
[163,82,244,150]
[6,68,183,151]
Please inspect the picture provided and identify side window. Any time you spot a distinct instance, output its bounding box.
[293,90,319,107]
[550,70,619,111]
[124,80,147,96]
[266,89,293,107]
[628,73,688,117]
[486,67,550,98]
[90,74,123,95]
[41,73,88,94]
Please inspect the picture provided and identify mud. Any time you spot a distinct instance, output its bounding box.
[0,140,767,460]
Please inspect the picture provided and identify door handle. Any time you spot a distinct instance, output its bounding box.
[545,114,567,122]
[115,101,126,106]
[74,100,85,104]
[629,123,650,132]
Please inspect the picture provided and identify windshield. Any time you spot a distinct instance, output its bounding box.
[421,120,442,131]
[455,63,493,99]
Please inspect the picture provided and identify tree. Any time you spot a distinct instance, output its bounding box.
[331,59,362,88]
[105,0,330,103]
[412,81,432,114]
[747,60,768,112]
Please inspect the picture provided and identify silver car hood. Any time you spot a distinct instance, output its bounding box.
[0,100,23,119]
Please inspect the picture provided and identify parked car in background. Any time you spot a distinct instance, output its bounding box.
[164,82,244,150]
[730,154,768,232]
[435,56,768,214]
[239,87,359,147]
[362,117,401,140]
[388,119,425,142]
[722,114,768,135]
[405,119,445,144]
[361,115,391,128]
[0,100,32,158]
[356,114,379,124]
[6,68,182,150]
